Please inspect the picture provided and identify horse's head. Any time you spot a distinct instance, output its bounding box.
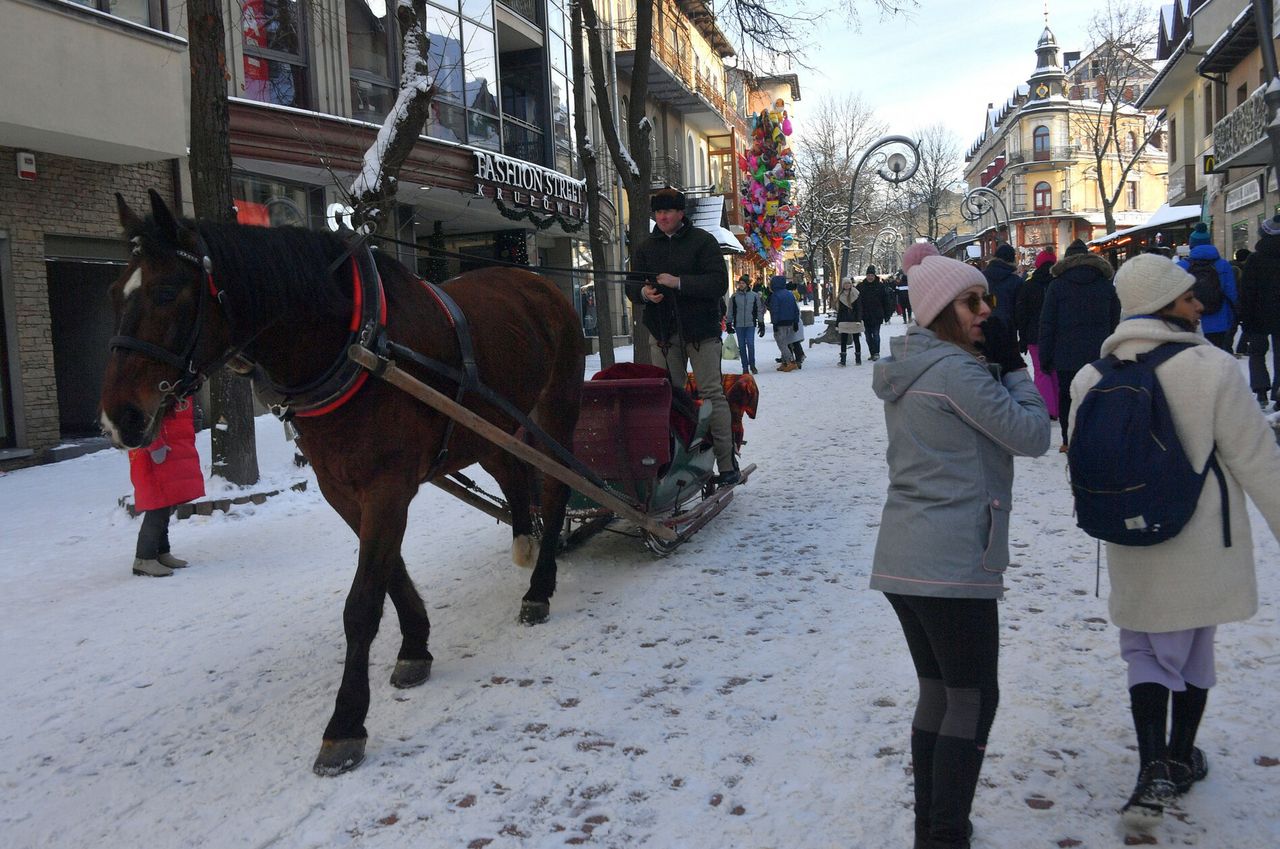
[100,190,229,449]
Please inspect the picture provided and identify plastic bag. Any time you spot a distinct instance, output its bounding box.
[722,332,739,360]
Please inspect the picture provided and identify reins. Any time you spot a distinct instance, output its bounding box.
[367,232,655,283]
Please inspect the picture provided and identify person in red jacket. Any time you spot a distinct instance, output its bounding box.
[129,403,204,577]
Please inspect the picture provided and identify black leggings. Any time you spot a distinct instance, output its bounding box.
[886,593,1000,844]
[886,593,1000,744]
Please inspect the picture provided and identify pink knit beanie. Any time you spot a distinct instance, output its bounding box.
[903,243,988,327]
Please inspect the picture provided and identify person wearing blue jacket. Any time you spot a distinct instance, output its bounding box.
[1177,223,1238,351]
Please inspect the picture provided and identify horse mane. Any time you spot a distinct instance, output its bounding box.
[194,222,354,337]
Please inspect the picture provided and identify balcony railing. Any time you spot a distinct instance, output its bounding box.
[502,116,545,166]
[1214,84,1269,170]
[615,16,734,124]
[651,155,684,190]
[1007,146,1079,165]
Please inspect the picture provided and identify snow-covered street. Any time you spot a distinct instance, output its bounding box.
[2,321,1277,849]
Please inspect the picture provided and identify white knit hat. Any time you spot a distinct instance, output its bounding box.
[904,247,988,327]
[1115,253,1195,319]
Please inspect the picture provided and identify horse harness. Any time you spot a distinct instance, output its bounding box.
[113,227,605,490]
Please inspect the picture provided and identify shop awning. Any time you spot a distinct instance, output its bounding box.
[1088,203,1201,246]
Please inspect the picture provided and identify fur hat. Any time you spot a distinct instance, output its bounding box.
[1065,238,1089,256]
[1262,215,1280,237]
[1034,249,1057,268]
[650,188,686,212]
[1115,254,1196,319]
[1189,222,1211,246]
[994,243,1017,262]
[904,245,988,327]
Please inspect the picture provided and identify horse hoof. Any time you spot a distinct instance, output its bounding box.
[390,658,433,689]
[518,600,550,625]
[313,738,366,776]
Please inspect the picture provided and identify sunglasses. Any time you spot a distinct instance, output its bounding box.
[954,292,998,312]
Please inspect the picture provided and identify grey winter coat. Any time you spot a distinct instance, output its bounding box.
[870,328,1051,599]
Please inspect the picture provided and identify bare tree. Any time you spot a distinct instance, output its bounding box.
[347,1,437,235]
[790,94,886,282]
[1072,0,1162,233]
[724,0,920,72]
[890,123,962,242]
[570,0,617,368]
[189,0,260,486]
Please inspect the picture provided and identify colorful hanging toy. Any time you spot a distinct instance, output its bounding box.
[739,98,798,264]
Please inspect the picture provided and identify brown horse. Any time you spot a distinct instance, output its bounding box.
[100,191,584,775]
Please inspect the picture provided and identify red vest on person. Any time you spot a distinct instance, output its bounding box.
[129,404,205,512]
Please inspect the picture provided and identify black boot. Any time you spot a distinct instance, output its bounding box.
[926,735,982,847]
[1123,683,1174,827]
[911,728,938,848]
[839,353,847,366]
[1168,685,1209,793]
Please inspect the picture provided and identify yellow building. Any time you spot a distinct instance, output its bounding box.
[962,25,1166,263]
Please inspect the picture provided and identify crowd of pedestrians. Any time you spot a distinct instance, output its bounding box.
[622,188,1279,846]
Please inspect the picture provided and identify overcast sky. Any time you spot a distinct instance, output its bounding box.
[791,0,1173,150]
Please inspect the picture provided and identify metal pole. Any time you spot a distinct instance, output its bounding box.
[839,135,922,280]
[1255,1,1280,212]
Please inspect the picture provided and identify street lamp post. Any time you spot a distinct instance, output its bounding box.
[960,186,1011,254]
[1253,1,1280,203]
[860,226,901,273]
[838,135,922,280]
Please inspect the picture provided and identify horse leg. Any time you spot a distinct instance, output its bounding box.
[480,453,536,569]
[520,366,582,625]
[318,483,432,691]
[387,558,433,689]
[313,484,413,777]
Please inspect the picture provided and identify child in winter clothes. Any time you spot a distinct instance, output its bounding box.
[1176,223,1238,352]
[1069,254,1280,829]
[129,403,204,577]
[871,242,1050,849]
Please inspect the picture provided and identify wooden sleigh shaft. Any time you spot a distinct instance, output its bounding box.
[348,344,681,542]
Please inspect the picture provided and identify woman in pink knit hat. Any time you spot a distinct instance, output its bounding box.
[869,241,1051,849]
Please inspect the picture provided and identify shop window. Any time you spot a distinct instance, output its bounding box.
[347,0,398,121]
[241,0,310,108]
[70,0,161,28]
[231,173,319,229]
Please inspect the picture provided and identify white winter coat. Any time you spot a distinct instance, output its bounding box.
[1070,318,1280,632]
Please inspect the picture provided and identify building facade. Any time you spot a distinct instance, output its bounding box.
[963,25,1166,263]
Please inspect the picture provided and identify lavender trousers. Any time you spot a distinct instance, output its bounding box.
[1120,626,1217,691]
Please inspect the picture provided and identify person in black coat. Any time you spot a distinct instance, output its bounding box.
[1039,239,1121,445]
[982,243,1023,325]
[1014,248,1060,422]
[1240,216,1280,405]
[857,265,894,360]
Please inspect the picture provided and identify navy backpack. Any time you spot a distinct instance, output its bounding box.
[1068,342,1231,547]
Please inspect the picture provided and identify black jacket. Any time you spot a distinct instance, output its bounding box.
[1241,232,1280,334]
[1014,264,1052,347]
[627,221,729,343]
[857,276,894,324]
[835,293,862,325]
[1038,252,1121,374]
[982,258,1022,325]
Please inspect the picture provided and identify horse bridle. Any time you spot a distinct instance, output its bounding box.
[109,231,236,404]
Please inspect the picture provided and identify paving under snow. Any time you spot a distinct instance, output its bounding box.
[2,320,1278,849]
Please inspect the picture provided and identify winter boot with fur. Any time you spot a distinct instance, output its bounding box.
[132,558,174,577]
[156,552,189,569]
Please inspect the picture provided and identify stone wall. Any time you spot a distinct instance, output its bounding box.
[0,145,174,463]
